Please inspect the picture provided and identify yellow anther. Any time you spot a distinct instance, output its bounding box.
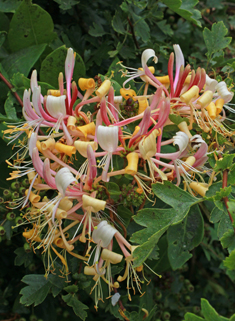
[77,122,96,138]
[197,90,213,108]
[96,79,111,98]
[41,138,55,151]
[180,85,199,104]
[78,78,95,91]
[101,249,123,264]
[206,102,217,120]
[189,182,209,197]
[120,88,137,101]
[215,98,224,116]
[125,152,139,176]
[138,97,149,114]
[54,142,76,157]
[178,121,192,139]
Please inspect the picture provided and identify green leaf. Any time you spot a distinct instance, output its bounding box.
[221,229,235,251]
[161,0,202,27]
[203,22,232,58]
[184,313,204,321]
[167,204,204,270]
[89,22,106,37]
[14,248,33,267]
[62,293,88,320]
[201,298,224,321]
[227,200,235,221]
[0,31,6,47]
[53,0,79,10]
[131,208,176,267]
[64,285,78,293]
[4,95,18,120]
[157,20,174,36]
[169,114,189,126]
[8,0,57,52]
[223,249,235,271]
[1,43,47,78]
[0,0,22,12]
[228,164,235,185]
[218,214,233,239]
[210,207,224,223]
[112,9,126,34]
[213,154,235,172]
[131,12,150,42]
[20,275,51,306]
[40,46,85,88]
[105,182,121,202]
[152,181,199,224]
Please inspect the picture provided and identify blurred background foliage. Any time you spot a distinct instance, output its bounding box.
[1,0,235,320]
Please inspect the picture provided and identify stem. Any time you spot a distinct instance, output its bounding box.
[127,17,139,49]
[0,72,23,107]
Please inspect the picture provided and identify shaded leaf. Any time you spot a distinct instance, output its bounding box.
[0,31,6,47]
[89,22,106,37]
[2,43,47,78]
[131,12,150,42]
[131,208,176,267]
[201,298,224,321]
[40,46,85,88]
[53,0,79,10]
[223,249,235,271]
[8,0,56,52]
[169,114,190,126]
[14,248,33,267]
[62,293,88,320]
[184,313,204,320]
[4,94,18,120]
[0,0,22,12]
[221,229,235,251]
[152,181,199,224]
[161,0,201,27]
[112,9,126,34]
[167,204,204,270]
[20,275,51,306]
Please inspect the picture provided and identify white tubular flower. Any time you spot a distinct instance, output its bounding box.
[55,167,77,196]
[141,49,158,68]
[205,74,218,92]
[32,86,42,116]
[92,221,117,248]
[97,125,119,152]
[30,70,38,93]
[65,48,75,81]
[173,131,189,152]
[215,81,234,103]
[28,132,38,158]
[46,95,67,118]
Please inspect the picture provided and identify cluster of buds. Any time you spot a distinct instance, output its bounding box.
[3,44,234,309]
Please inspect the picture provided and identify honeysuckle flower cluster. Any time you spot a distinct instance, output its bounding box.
[4,45,234,310]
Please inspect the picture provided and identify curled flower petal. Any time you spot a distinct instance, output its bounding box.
[141,49,158,68]
[173,131,189,153]
[92,221,117,248]
[205,74,218,92]
[215,81,234,103]
[97,125,119,153]
[55,167,77,196]
[46,95,67,118]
